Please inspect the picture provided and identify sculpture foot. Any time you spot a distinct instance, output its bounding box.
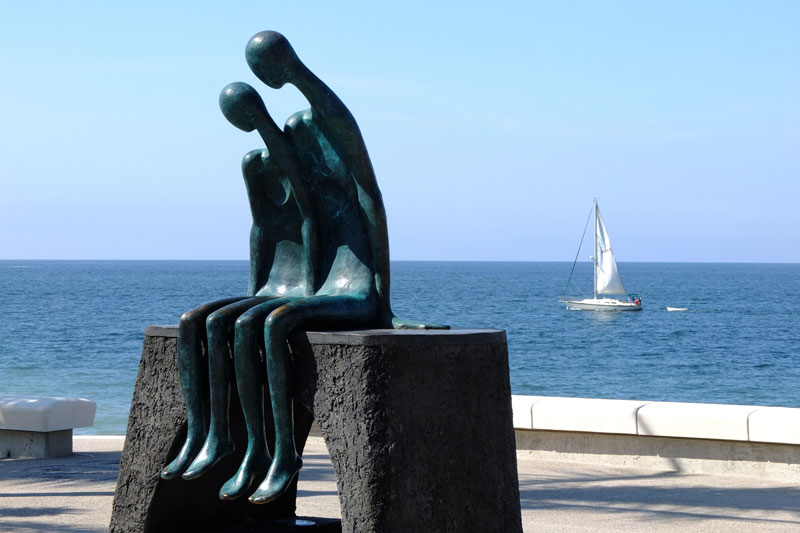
[160,437,203,480]
[249,454,303,505]
[392,315,450,330]
[219,449,270,501]
[183,434,235,480]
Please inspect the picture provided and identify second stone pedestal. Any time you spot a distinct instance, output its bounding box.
[292,329,522,533]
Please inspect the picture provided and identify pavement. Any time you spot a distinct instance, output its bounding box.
[1,436,799,532]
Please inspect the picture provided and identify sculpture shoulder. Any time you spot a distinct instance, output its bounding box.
[285,109,314,132]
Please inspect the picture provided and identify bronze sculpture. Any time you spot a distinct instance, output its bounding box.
[160,79,318,485]
[162,30,443,504]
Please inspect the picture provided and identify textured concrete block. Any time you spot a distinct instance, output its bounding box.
[110,327,309,533]
[748,407,800,445]
[0,394,96,432]
[293,328,522,533]
[511,395,544,429]
[531,397,647,435]
[637,402,758,441]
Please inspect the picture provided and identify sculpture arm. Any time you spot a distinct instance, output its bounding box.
[353,179,392,319]
[299,210,317,294]
[248,225,269,297]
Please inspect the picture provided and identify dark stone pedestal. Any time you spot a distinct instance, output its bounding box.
[111,326,522,533]
[293,329,522,533]
[110,326,321,533]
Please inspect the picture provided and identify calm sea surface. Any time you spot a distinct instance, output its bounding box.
[1,260,798,434]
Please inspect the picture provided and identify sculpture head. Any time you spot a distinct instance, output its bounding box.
[219,82,267,132]
[245,31,301,89]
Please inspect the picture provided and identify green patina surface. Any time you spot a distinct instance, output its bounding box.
[161,31,445,505]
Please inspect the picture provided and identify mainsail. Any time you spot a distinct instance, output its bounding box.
[594,206,627,296]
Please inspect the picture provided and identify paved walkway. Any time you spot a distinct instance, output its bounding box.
[1,436,799,532]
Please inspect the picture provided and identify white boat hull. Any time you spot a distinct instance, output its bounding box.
[562,298,642,311]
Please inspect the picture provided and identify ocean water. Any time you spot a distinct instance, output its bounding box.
[1,260,798,434]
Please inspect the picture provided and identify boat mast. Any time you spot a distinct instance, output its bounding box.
[593,198,598,300]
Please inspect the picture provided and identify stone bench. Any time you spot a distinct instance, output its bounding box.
[0,394,97,458]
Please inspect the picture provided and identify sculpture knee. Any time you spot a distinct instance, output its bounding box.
[179,308,206,335]
[234,313,262,347]
[264,308,293,347]
[206,311,229,339]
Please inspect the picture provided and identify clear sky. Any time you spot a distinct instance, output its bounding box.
[1,1,797,262]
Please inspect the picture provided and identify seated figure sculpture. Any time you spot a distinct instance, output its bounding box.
[160,82,319,482]
[163,30,443,504]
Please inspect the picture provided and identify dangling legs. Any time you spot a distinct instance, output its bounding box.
[161,296,249,480]
[183,296,273,479]
[250,293,378,504]
[220,296,299,500]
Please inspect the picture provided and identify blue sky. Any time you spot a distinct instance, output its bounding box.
[1,1,797,262]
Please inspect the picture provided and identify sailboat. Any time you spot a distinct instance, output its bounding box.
[561,199,642,311]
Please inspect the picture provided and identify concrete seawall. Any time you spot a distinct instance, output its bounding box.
[512,395,800,481]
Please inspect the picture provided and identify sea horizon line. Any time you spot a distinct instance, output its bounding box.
[1,259,798,265]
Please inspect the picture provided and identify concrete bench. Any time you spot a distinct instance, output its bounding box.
[749,406,800,445]
[532,396,647,435]
[0,394,97,458]
[636,401,759,441]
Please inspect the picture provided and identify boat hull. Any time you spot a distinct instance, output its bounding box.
[562,298,642,311]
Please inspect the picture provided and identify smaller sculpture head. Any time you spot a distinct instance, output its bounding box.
[245,31,301,89]
[219,82,268,132]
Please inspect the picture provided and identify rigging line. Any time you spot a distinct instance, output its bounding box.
[562,204,594,298]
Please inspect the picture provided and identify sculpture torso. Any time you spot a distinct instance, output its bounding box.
[286,109,374,297]
[242,150,311,298]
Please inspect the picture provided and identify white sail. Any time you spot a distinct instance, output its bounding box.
[595,206,627,296]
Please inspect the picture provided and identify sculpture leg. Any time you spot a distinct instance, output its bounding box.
[161,296,249,480]
[220,297,299,500]
[250,293,378,504]
[183,296,273,480]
